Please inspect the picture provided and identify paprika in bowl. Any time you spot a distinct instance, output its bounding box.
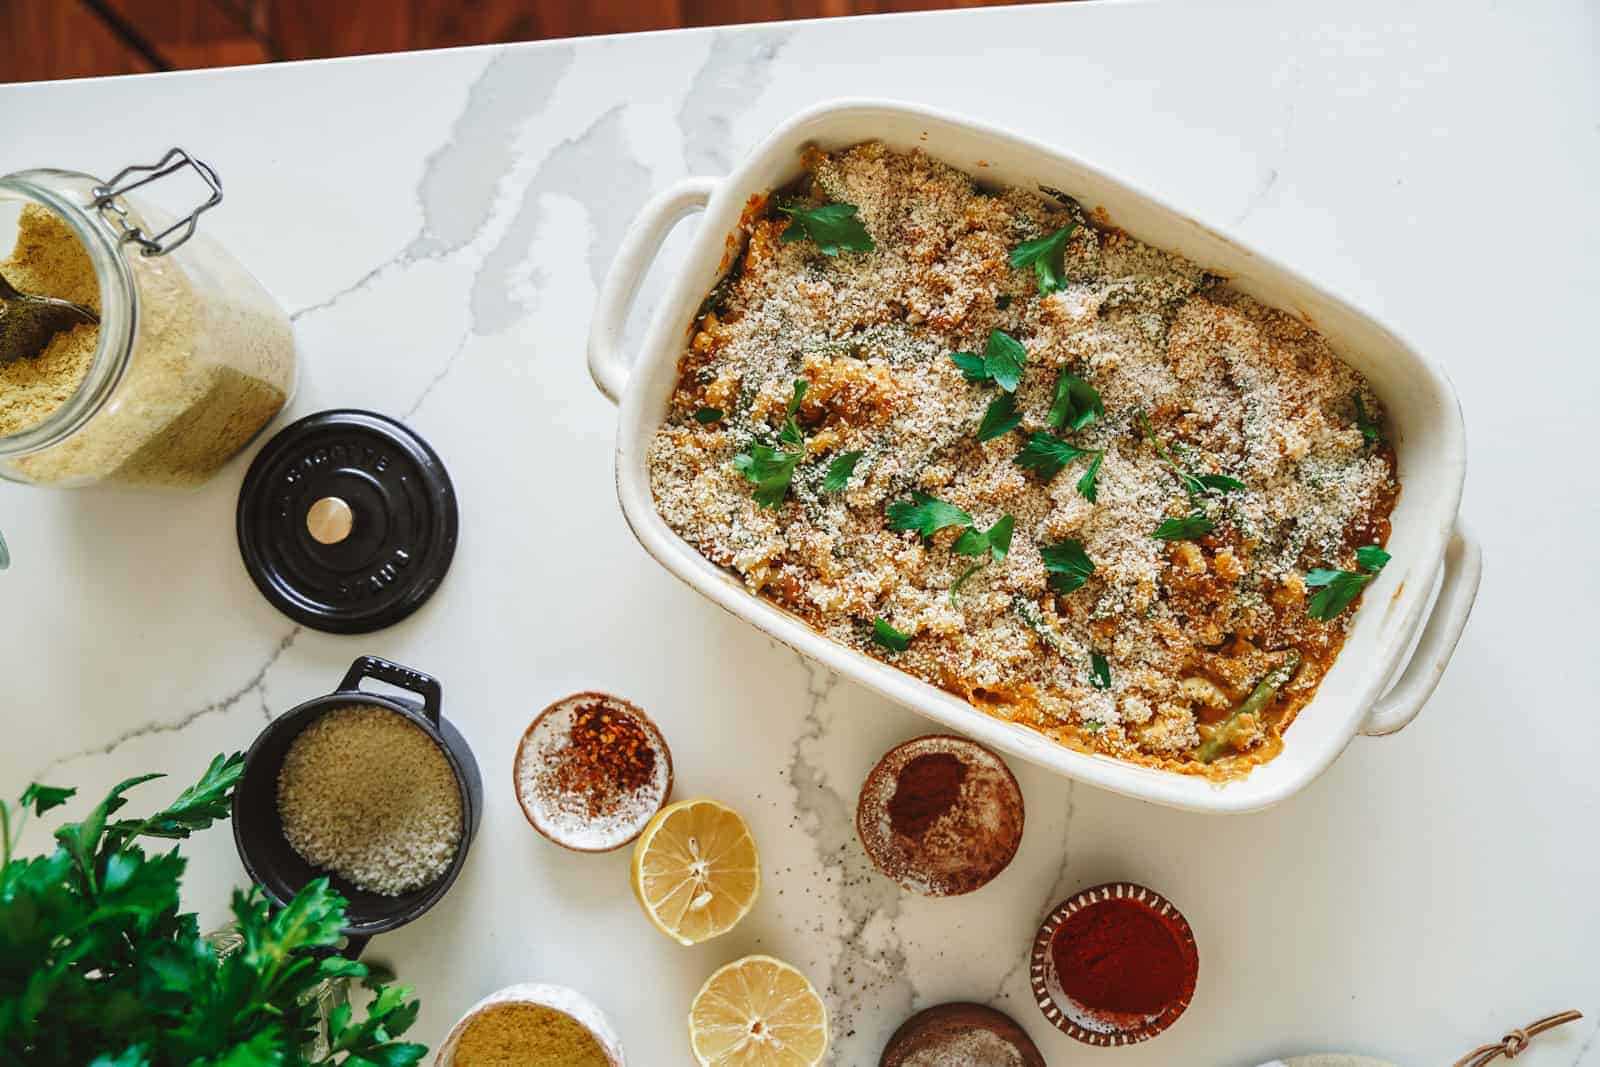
[1029,881,1199,1046]
[855,735,1024,897]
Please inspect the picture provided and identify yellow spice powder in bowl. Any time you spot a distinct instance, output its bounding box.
[435,985,623,1067]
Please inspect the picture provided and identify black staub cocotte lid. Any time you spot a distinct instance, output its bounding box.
[237,410,458,634]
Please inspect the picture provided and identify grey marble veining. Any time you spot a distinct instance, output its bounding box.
[785,649,914,1063]
[29,626,301,782]
[678,29,792,175]
[291,45,578,325]
[472,104,652,330]
[409,48,579,261]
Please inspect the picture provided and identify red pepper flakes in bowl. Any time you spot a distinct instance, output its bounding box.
[514,693,673,853]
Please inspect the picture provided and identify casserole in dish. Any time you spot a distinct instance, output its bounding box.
[589,100,1479,812]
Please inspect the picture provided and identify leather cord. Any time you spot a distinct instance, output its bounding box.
[1453,1011,1584,1066]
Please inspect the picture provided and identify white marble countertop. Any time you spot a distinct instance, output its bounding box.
[4,1,1598,1063]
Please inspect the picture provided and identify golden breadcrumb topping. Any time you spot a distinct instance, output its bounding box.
[650,142,1397,778]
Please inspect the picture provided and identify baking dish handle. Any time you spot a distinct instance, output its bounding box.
[1361,523,1482,736]
[588,176,718,405]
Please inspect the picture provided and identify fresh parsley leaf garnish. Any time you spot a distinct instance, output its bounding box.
[1041,538,1096,594]
[693,407,724,424]
[1020,371,1104,500]
[951,329,1028,392]
[778,202,874,255]
[1083,717,1105,734]
[1353,392,1382,445]
[779,379,808,446]
[977,392,1022,441]
[954,332,1028,449]
[1356,544,1392,571]
[1009,224,1076,295]
[1046,371,1103,431]
[1195,473,1245,493]
[1014,431,1096,480]
[1153,511,1214,541]
[872,617,912,652]
[951,351,989,381]
[1306,571,1372,620]
[734,380,809,507]
[950,515,1014,605]
[1089,651,1111,690]
[822,450,864,493]
[953,514,1015,561]
[1077,453,1103,503]
[1306,544,1391,620]
[981,330,1027,392]
[887,492,973,538]
[733,445,804,509]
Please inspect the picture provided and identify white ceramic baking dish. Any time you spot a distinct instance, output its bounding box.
[588,99,1480,813]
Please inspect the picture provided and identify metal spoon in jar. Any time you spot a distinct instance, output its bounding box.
[0,270,99,367]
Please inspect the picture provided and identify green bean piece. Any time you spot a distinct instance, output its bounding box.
[1195,650,1303,764]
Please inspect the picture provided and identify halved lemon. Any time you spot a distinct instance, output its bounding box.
[688,954,829,1066]
[631,798,760,946]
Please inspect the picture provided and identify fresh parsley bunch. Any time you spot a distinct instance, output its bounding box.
[0,755,427,1067]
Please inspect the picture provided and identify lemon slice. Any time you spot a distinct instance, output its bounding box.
[631,798,760,946]
[688,954,829,1066]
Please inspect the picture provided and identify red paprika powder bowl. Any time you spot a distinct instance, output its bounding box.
[1029,881,1199,1046]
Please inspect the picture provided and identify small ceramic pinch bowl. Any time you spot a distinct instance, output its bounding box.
[513,692,673,853]
[1030,881,1199,1046]
[434,983,624,1066]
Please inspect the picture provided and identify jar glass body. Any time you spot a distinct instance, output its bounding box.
[0,168,295,488]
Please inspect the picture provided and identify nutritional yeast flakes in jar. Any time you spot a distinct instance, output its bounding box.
[0,150,294,488]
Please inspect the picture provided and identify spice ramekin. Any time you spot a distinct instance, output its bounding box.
[855,733,1024,897]
[880,1001,1045,1066]
[434,983,624,1066]
[513,692,674,853]
[1030,881,1199,1046]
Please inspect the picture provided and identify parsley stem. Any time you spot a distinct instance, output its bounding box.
[1136,409,1196,498]
[950,562,987,606]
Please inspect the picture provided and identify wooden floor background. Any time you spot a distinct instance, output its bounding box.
[4,0,1053,83]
